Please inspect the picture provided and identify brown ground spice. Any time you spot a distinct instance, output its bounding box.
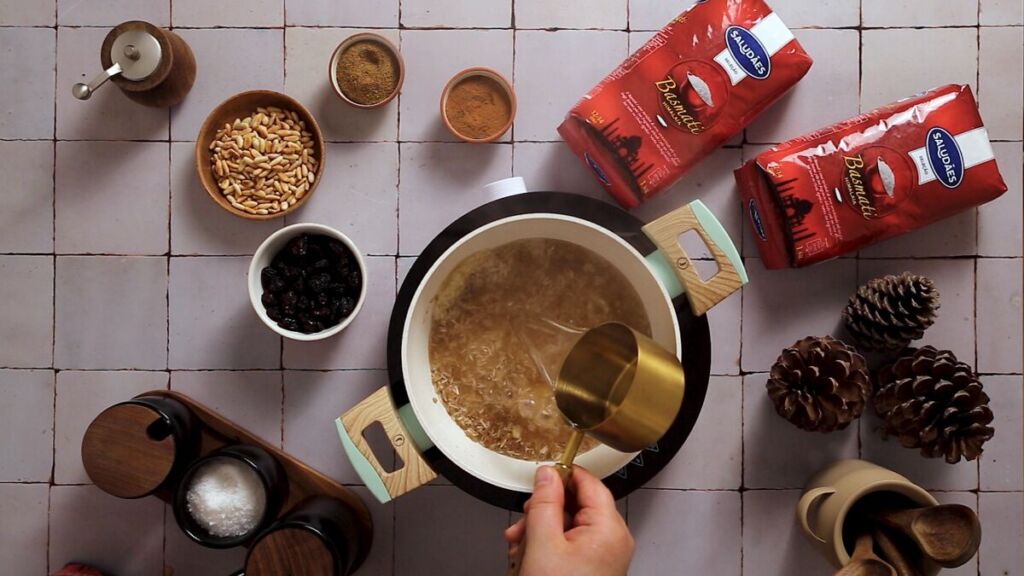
[444,76,512,139]
[337,40,399,105]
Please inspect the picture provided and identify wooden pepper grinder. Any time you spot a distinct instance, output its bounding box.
[72,20,195,108]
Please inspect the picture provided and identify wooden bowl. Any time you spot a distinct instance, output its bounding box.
[195,90,326,221]
[440,67,516,143]
[329,33,404,109]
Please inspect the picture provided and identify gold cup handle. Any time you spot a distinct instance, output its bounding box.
[642,200,748,316]
[552,429,585,484]
[507,430,585,576]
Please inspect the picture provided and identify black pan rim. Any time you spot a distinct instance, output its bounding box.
[386,191,712,511]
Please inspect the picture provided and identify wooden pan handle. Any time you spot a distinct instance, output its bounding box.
[642,200,748,316]
[337,386,437,503]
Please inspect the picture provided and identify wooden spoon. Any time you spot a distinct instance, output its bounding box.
[872,504,981,568]
[873,528,922,576]
[835,533,898,576]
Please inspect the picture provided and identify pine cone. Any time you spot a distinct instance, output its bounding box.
[767,336,872,432]
[843,272,940,353]
[874,346,994,464]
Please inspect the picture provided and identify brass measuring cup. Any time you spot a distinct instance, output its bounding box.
[507,322,685,576]
[552,321,685,482]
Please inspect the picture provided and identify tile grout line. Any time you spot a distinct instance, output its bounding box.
[6,135,1021,145]
[20,23,1024,31]
[47,15,58,574]
[395,28,403,262]
[394,0,403,570]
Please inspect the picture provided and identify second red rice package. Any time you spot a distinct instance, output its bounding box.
[735,84,1008,269]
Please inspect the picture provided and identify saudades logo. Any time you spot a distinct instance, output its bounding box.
[926,127,965,188]
[584,151,610,185]
[725,26,770,80]
[748,199,767,241]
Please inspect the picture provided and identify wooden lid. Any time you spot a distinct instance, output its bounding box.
[81,403,177,498]
[246,527,337,576]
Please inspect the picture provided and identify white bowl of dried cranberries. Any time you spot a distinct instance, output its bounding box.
[248,223,367,341]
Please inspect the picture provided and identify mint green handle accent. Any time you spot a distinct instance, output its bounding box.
[398,403,435,451]
[645,251,686,298]
[336,417,392,503]
[689,200,748,285]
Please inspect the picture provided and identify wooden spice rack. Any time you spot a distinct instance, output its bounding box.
[132,390,372,569]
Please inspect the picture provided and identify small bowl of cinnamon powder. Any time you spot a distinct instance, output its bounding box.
[330,33,403,108]
[440,67,516,142]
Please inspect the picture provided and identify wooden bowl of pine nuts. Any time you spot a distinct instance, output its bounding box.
[195,90,325,220]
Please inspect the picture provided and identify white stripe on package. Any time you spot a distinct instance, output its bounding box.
[909,127,995,185]
[713,13,794,86]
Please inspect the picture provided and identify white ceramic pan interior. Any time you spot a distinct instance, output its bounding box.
[402,214,682,493]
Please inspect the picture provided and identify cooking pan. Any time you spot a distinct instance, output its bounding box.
[337,178,747,507]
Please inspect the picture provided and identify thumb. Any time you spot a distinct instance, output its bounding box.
[525,466,567,544]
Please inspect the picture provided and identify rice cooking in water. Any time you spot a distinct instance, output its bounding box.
[429,239,652,461]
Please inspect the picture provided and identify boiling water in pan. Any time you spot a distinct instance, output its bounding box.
[428,238,651,461]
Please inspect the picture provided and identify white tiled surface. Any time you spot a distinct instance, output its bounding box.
[0,0,1021,574]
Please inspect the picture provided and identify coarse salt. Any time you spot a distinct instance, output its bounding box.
[186,457,266,538]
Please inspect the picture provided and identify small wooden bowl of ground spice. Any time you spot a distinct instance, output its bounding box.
[440,67,516,143]
[330,33,403,108]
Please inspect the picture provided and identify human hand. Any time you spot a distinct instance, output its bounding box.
[504,465,634,576]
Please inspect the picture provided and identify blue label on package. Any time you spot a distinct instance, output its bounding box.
[926,127,965,189]
[726,26,771,80]
[584,151,611,186]
[749,199,767,240]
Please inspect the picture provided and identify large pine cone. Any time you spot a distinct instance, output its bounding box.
[874,346,994,464]
[767,336,872,432]
[843,272,940,353]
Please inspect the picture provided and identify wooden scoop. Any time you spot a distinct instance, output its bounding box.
[873,528,922,576]
[872,504,981,568]
[835,533,898,576]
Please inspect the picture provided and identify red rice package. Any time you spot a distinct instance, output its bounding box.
[736,84,1008,269]
[557,0,812,209]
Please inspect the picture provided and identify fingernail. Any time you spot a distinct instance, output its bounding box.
[536,466,555,486]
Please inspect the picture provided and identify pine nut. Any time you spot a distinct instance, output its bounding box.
[209,107,317,216]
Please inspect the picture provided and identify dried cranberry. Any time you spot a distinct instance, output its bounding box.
[340,296,356,316]
[288,235,309,258]
[345,269,362,290]
[301,319,320,333]
[261,292,277,308]
[261,267,285,292]
[327,239,347,258]
[281,291,298,307]
[260,267,279,286]
[309,272,331,293]
[279,317,299,332]
[265,307,282,321]
[306,241,323,260]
